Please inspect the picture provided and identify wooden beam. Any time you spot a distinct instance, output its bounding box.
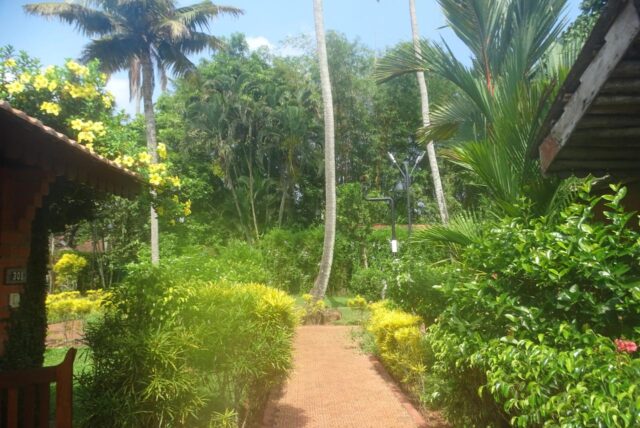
[556,147,640,159]
[542,0,640,173]
[572,126,640,141]
[601,78,640,93]
[611,60,640,77]
[577,114,640,128]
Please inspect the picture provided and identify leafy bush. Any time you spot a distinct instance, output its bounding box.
[366,301,426,394]
[396,184,640,427]
[260,227,352,294]
[53,253,88,290]
[350,266,390,301]
[79,267,297,428]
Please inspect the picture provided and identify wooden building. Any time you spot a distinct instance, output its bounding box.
[0,100,141,356]
[537,0,640,177]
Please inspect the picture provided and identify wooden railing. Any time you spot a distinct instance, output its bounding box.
[0,347,76,428]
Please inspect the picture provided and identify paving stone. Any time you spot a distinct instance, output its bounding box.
[264,325,427,428]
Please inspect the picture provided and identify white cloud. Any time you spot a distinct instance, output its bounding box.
[246,36,274,52]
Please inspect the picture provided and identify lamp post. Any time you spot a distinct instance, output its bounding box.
[363,192,398,256]
[387,151,426,237]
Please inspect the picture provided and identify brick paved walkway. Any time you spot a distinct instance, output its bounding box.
[263,325,430,428]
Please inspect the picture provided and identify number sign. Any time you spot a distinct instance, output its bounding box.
[5,268,27,285]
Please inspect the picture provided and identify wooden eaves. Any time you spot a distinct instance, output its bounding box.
[535,0,640,178]
[0,100,142,197]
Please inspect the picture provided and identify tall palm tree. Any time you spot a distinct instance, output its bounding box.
[25,0,242,265]
[409,0,449,224]
[311,0,336,300]
[377,0,570,217]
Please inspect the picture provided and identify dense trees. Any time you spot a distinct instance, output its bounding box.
[25,0,242,264]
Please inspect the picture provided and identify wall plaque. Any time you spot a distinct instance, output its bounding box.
[5,268,27,285]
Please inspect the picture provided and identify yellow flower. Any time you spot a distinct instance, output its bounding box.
[70,118,84,131]
[4,58,16,67]
[169,176,181,188]
[157,143,167,160]
[66,60,88,78]
[149,173,163,186]
[44,65,56,76]
[19,73,31,84]
[48,80,58,91]
[102,94,113,108]
[100,73,108,84]
[138,152,151,165]
[138,152,152,164]
[40,101,61,116]
[149,163,167,174]
[85,143,95,153]
[33,74,49,90]
[6,81,25,94]
[90,121,106,136]
[77,130,95,143]
[183,200,192,216]
[122,155,135,167]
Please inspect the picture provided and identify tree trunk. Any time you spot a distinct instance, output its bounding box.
[278,175,288,228]
[246,151,260,240]
[409,0,449,224]
[311,0,337,300]
[141,52,160,264]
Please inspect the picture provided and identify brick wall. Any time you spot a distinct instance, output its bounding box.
[0,167,53,355]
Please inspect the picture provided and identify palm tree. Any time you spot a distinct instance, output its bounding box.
[25,0,242,265]
[310,0,336,300]
[377,0,571,217]
[409,0,449,224]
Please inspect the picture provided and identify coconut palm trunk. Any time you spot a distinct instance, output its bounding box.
[141,52,160,265]
[311,0,336,300]
[409,0,449,224]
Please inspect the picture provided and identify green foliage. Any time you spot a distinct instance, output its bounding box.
[79,266,297,427]
[53,253,88,290]
[392,185,640,427]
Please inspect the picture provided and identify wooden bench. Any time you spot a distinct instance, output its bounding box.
[0,348,76,428]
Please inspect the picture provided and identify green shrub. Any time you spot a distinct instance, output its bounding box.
[260,227,352,294]
[79,267,297,428]
[350,266,390,301]
[391,184,640,427]
[53,253,88,290]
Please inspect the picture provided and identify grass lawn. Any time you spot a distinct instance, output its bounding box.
[44,346,92,375]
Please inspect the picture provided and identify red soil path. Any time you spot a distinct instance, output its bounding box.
[263,325,447,428]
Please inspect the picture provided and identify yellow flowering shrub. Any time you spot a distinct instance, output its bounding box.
[0,47,191,222]
[40,101,61,116]
[366,301,426,392]
[53,253,88,290]
[47,289,111,323]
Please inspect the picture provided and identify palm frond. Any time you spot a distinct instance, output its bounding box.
[176,2,243,32]
[24,2,115,36]
[81,35,141,73]
[412,211,484,256]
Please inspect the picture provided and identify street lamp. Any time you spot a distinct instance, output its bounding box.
[363,190,398,256]
[387,151,426,237]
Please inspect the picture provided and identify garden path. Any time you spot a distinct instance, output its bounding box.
[263,325,434,428]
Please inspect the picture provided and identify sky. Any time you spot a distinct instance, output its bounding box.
[0,0,583,113]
